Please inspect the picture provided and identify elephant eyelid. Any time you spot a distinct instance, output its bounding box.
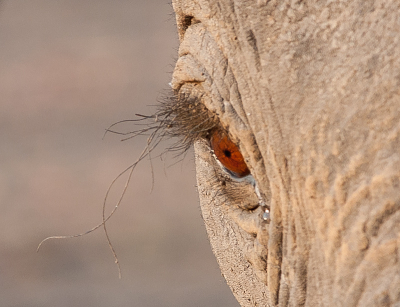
[106,89,253,185]
[147,91,253,183]
[105,90,220,157]
[152,90,220,154]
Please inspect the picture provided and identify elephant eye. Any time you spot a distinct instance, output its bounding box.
[210,130,250,178]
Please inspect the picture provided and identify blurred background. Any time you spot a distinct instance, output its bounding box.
[0,1,239,306]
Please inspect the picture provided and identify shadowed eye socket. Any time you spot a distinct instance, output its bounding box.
[211,130,250,178]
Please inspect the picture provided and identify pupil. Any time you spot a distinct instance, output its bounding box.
[223,149,231,158]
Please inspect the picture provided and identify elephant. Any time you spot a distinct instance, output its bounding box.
[155,0,400,306]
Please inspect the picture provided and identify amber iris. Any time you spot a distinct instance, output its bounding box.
[210,130,250,177]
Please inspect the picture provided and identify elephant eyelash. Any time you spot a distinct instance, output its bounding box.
[105,88,220,157]
[37,87,261,277]
[109,88,254,185]
[37,88,221,278]
[106,88,256,184]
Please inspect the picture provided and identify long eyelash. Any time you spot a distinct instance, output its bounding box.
[143,90,218,152]
[37,87,220,277]
[103,88,220,160]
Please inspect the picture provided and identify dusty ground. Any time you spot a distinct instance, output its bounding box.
[0,1,239,306]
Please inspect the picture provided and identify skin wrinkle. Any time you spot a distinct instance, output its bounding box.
[195,143,267,306]
[174,14,270,202]
[171,0,400,306]
[172,55,208,90]
[210,6,292,303]
[203,1,275,157]
[172,13,272,304]
[173,6,287,304]
[174,5,267,181]
[288,176,311,307]
[206,128,272,274]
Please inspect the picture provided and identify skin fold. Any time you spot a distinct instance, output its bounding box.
[170,0,400,306]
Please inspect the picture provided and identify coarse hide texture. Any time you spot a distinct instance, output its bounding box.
[172,0,400,306]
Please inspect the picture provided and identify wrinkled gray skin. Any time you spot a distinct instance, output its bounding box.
[170,1,400,306]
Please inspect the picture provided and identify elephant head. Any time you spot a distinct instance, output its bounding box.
[163,0,400,306]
